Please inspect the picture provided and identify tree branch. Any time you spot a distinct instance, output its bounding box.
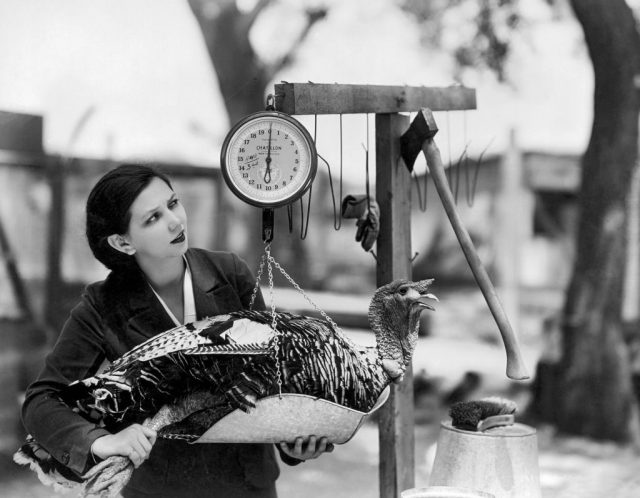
[245,0,273,31]
[264,7,328,80]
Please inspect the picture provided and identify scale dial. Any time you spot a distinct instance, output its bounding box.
[220,111,317,208]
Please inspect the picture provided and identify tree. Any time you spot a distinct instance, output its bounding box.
[404,0,640,442]
[400,0,519,82]
[549,0,640,442]
[186,0,326,283]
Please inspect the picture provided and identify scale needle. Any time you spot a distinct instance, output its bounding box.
[264,123,273,184]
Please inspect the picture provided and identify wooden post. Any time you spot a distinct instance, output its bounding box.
[0,214,34,320]
[495,129,523,330]
[623,80,640,322]
[376,113,414,497]
[44,157,65,335]
[627,76,640,323]
[623,164,640,321]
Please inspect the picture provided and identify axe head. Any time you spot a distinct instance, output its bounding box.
[400,108,438,172]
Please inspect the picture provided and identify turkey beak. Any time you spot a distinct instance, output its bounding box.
[416,293,438,311]
[412,279,438,311]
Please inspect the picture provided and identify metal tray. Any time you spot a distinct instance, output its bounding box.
[194,386,390,444]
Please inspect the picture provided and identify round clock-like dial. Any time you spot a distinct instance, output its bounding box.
[220,111,317,208]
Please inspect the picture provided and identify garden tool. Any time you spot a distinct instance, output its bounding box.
[400,109,529,381]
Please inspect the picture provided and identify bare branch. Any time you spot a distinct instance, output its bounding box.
[297,7,328,45]
[264,7,328,80]
[245,0,273,31]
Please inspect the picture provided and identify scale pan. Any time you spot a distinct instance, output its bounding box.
[194,386,390,444]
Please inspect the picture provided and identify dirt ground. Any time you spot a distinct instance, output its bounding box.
[278,422,640,498]
[4,417,640,498]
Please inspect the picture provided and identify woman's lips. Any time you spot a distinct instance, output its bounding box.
[171,231,186,244]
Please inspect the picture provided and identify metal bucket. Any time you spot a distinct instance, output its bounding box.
[429,421,541,498]
[402,486,495,498]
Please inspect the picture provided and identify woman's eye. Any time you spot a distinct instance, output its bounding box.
[146,214,159,224]
[169,198,180,208]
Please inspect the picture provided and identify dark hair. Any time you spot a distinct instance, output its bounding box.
[86,164,173,271]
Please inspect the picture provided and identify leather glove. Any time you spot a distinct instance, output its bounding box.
[341,195,380,252]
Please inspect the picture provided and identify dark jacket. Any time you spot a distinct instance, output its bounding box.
[22,249,283,498]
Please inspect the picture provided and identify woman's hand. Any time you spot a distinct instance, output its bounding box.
[91,421,157,468]
[278,435,334,461]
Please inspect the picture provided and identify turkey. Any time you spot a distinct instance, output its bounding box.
[15,278,436,497]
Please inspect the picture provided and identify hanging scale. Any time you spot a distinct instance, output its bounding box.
[220,95,318,242]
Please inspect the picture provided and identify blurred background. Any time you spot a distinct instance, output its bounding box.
[1,0,640,496]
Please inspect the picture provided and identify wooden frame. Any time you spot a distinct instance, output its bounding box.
[275,82,476,115]
[0,151,222,334]
[273,82,476,497]
[3,82,477,495]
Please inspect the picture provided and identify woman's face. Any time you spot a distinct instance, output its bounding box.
[124,177,188,263]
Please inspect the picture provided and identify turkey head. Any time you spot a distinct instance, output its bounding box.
[368,279,436,383]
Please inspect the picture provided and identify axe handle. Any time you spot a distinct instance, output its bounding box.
[422,139,529,380]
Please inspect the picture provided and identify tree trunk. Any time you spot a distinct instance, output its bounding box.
[187,0,269,123]
[187,0,267,270]
[187,0,317,278]
[543,0,640,441]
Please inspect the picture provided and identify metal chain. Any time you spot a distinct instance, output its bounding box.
[264,244,283,397]
[162,243,358,437]
[249,253,266,310]
[266,251,359,350]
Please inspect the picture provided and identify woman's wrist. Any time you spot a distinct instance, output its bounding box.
[90,434,109,462]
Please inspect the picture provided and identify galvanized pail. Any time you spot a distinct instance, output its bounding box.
[401,486,495,498]
[429,421,541,498]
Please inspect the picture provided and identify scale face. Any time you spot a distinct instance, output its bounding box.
[220,111,318,208]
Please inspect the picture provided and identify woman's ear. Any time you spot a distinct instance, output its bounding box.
[107,234,136,255]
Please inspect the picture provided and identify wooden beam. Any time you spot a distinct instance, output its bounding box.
[376,113,414,498]
[0,150,222,180]
[0,110,43,154]
[275,83,476,115]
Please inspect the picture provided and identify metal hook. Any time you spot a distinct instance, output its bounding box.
[318,153,342,231]
[262,208,274,243]
[361,143,372,213]
[286,202,294,233]
[299,188,312,240]
[265,94,275,111]
[466,137,494,207]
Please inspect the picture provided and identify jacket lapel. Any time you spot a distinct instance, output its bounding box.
[126,286,176,340]
[117,268,176,342]
[186,249,244,318]
[113,250,243,345]
[185,249,221,318]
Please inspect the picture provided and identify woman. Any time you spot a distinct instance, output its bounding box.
[22,164,332,498]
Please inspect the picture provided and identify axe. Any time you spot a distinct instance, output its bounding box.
[401,108,529,380]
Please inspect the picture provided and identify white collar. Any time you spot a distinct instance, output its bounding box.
[148,257,196,326]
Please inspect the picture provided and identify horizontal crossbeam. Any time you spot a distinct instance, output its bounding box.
[274,82,476,115]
